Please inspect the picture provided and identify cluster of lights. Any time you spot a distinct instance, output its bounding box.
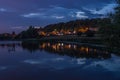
[38,27,97,36]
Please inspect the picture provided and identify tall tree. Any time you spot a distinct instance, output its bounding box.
[99,0,120,47]
[114,0,120,24]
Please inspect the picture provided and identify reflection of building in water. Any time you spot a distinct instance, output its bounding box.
[38,42,111,59]
[0,43,21,53]
[8,44,15,52]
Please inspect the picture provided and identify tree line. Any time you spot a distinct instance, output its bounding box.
[99,0,120,47]
[14,18,110,39]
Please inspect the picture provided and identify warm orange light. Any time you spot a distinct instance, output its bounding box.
[38,31,46,36]
[78,27,89,33]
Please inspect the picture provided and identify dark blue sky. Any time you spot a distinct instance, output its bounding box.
[0,0,117,33]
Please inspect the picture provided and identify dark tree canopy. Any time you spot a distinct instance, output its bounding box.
[99,0,120,47]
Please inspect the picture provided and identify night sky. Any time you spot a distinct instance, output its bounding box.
[0,0,117,33]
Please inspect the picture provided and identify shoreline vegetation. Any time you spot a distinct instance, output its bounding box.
[22,38,120,55]
[0,35,120,55]
[22,36,102,44]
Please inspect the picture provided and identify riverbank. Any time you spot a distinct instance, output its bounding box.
[0,36,119,54]
[22,35,102,44]
[21,35,120,54]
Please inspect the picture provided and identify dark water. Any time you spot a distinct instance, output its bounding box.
[0,41,120,80]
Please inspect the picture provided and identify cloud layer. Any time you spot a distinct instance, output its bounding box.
[84,3,117,15]
[22,6,88,20]
[0,0,116,33]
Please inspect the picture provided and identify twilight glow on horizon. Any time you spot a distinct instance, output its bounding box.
[0,0,117,33]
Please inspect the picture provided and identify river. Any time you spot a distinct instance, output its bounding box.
[0,41,120,80]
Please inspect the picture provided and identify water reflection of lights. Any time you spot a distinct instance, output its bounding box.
[39,43,46,49]
[61,43,64,46]
[38,42,110,56]
[64,45,71,49]
[80,47,85,51]
[78,47,89,53]
[73,45,77,49]
[58,43,61,46]
[47,43,50,47]
[68,44,71,48]
[52,45,57,50]
[0,42,111,59]
[40,43,92,53]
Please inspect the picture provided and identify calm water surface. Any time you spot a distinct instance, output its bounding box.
[0,41,120,80]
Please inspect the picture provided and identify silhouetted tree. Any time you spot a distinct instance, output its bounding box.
[17,26,39,39]
[99,0,120,47]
